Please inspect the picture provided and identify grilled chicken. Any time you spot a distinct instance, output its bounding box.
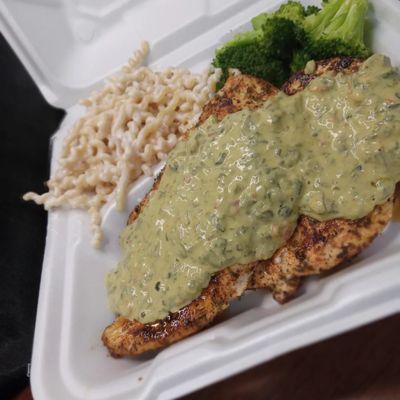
[102,57,394,356]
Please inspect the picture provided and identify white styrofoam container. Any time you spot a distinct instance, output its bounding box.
[1,0,400,399]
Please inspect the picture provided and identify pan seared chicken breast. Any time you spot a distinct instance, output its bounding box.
[102,57,394,356]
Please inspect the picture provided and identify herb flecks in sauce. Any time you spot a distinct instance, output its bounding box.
[106,55,400,323]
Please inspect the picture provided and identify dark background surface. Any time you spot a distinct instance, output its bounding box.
[1,32,400,400]
[0,33,64,398]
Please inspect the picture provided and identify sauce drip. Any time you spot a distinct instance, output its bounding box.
[106,54,400,323]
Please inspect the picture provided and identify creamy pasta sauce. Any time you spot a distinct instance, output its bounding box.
[106,54,400,323]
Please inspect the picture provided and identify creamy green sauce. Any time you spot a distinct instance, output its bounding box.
[106,54,400,323]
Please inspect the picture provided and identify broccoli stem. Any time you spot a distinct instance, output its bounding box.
[305,0,368,47]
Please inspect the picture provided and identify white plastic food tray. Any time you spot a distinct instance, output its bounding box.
[1,0,400,399]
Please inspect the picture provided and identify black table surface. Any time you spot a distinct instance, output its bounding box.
[0,33,64,398]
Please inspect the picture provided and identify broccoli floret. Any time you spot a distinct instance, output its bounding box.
[213,30,266,89]
[262,17,305,60]
[213,29,289,87]
[251,1,307,30]
[251,13,269,31]
[290,49,313,73]
[305,0,368,43]
[291,0,371,72]
[274,1,309,24]
[304,5,320,16]
[213,30,266,85]
[213,17,302,87]
[213,0,371,88]
[221,29,264,47]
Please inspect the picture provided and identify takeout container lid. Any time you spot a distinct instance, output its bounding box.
[0,0,280,108]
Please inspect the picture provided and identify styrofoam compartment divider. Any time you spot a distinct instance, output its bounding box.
[0,0,399,399]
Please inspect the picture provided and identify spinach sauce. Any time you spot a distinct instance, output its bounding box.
[106,54,400,323]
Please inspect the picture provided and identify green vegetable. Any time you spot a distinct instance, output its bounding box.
[251,0,312,29]
[213,1,309,86]
[213,14,305,86]
[212,0,371,88]
[304,5,321,16]
[213,20,291,87]
[252,1,320,29]
[291,0,371,72]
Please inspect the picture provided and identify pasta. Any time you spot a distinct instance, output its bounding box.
[23,41,222,247]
